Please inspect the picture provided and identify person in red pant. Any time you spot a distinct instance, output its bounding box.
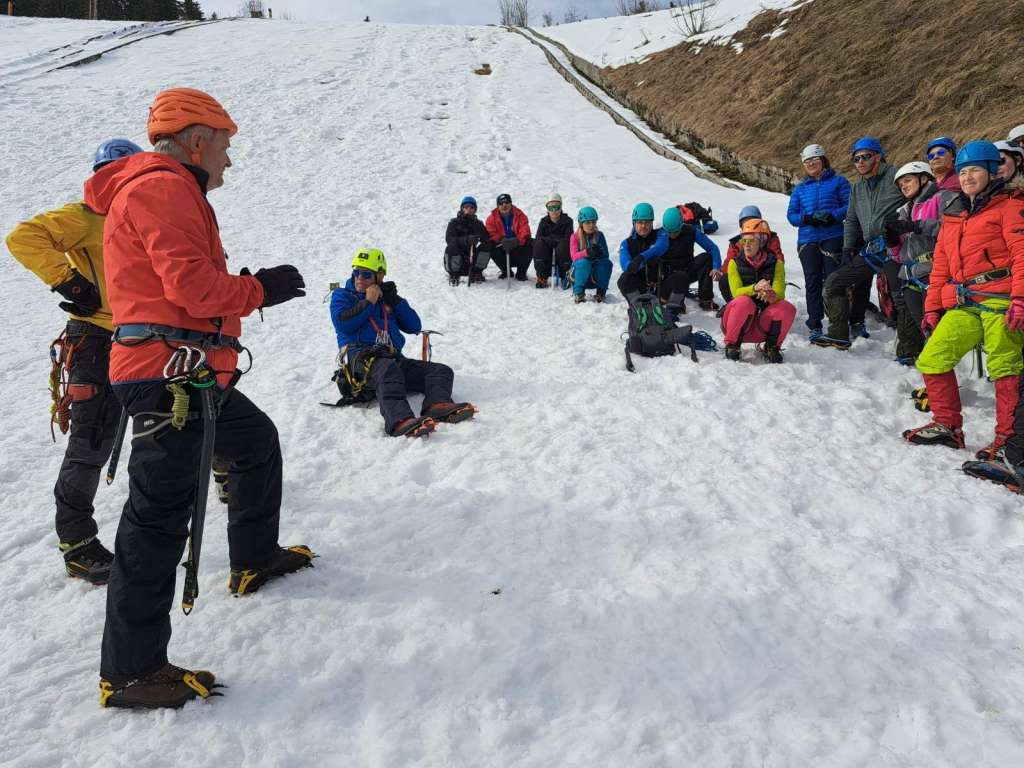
[720,219,796,363]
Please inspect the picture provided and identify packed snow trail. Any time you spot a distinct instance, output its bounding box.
[2,16,1024,768]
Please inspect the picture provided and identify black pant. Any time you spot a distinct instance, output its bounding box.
[797,238,841,330]
[532,237,571,280]
[719,274,733,304]
[881,260,924,359]
[444,244,491,276]
[491,240,531,279]
[55,321,121,544]
[823,254,874,339]
[101,383,281,682]
[617,254,711,302]
[367,356,454,434]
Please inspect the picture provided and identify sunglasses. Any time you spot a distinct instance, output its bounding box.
[927,148,948,160]
[546,204,562,212]
[352,269,375,280]
[852,153,877,164]
[738,235,764,245]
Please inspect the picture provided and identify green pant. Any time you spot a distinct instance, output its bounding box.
[916,301,1024,379]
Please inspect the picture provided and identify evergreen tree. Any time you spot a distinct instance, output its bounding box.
[181,0,203,20]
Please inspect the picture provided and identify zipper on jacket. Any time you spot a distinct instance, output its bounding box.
[82,247,102,304]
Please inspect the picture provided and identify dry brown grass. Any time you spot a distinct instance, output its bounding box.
[602,0,1024,183]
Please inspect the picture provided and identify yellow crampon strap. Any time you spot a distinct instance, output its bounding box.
[182,671,211,698]
[99,680,115,707]
[286,544,315,558]
[230,569,259,595]
[166,382,190,429]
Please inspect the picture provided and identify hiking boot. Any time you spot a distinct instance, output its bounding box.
[469,270,485,284]
[895,356,917,366]
[594,291,606,303]
[715,304,726,318]
[762,343,784,364]
[515,274,528,282]
[447,274,460,287]
[498,271,508,280]
[574,293,586,304]
[850,322,870,339]
[229,545,316,596]
[535,277,549,289]
[902,421,965,449]
[699,299,720,312]
[423,402,477,424]
[962,459,1024,493]
[391,415,436,438]
[975,437,1007,462]
[99,662,220,709]
[810,333,851,350]
[61,537,113,585]
[724,344,741,361]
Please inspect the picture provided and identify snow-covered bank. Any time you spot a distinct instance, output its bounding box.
[2,16,1024,768]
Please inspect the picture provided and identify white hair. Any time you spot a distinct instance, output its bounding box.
[152,124,214,162]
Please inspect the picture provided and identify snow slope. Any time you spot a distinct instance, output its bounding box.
[3,16,1024,768]
[546,0,801,67]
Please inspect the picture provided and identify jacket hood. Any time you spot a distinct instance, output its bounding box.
[84,152,197,215]
[1006,173,1024,193]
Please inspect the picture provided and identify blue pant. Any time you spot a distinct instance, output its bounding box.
[798,237,841,329]
[573,258,612,296]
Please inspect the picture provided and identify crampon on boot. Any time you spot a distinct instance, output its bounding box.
[61,536,113,585]
[975,437,1007,462]
[423,402,477,424]
[391,415,437,438]
[911,387,930,412]
[902,421,965,449]
[229,545,316,596]
[699,299,720,312]
[724,344,741,361]
[962,459,1024,493]
[99,663,222,709]
[761,343,784,364]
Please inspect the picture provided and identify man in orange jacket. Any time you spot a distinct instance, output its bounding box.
[6,138,143,585]
[83,88,312,709]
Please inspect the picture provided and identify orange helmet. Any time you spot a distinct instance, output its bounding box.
[147,88,238,144]
[740,218,772,236]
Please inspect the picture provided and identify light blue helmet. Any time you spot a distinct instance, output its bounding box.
[955,140,1002,174]
[93,138,143,172]
[662,206,684,234]
[632,202,655,222]
[578,206,598,223]
[738,205,762,225]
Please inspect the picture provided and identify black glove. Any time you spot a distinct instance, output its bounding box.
[464,235,481,248]
[501,237,519,253]
[586,244,599,260]
[380,281,400,309]
[251,264,306,307]
[627,255,644,274]
[812,212,836,226]
[883,218,916,240]
[53,270,101,316]
[801,214,816,226]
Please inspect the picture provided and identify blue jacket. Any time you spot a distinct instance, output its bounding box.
[619,227,669,272]
[329,278,421,353]
[786,168,851,245]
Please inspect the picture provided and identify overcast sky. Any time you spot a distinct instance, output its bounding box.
[200,0,624,25]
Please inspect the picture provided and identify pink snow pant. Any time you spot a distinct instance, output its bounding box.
[720,296,797,345]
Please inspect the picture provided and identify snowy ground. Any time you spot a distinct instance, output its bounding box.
[546,0,801,66]
[2,16,1024,768]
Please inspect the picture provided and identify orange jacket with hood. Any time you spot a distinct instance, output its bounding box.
[83,152,264,385]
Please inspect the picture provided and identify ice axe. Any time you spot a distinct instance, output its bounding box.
[421,330,443,362]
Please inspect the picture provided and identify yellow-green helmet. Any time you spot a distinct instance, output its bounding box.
[352,248,387,274]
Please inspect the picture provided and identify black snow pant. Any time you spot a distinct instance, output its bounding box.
[54,321,121,545]
[904,285,926,328]
[718,274,733,304]
[366,355,455,434]
[445,243,492,277]
[797,237,841,330]
[662,252,714,301]
[532,237,571,280]
[881,260,925,359]
[100,382,281,682]
[823,254,874,341]
[491,240,531,280]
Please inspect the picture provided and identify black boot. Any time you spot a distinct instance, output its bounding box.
[61,536,113,585]
[762,320,784,363]
[725,344,741,361]
[229,545,316,596]
[100,662,220,709]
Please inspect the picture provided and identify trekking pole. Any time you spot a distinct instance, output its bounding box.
[421,330,443,362]
[975,344,985,379]
[467,243,475,288]
[104,405,129,485]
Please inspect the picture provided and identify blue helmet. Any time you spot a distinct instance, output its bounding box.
[93,138,143,171]
[632,202,655,222]
[460,195,477,209]
[926,136,957,156]
[738,205,762,225]
[578,206,598,224]
[662,206,684,234]
[851,136,883,157]
[954,140,1002,174]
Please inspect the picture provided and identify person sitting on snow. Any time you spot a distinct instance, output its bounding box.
[658,205,722,312]
[330,248,476,438]
[485,193,531,281]
[569,206,611,303]
[720,205,784,308]
[444,196,491,286]
[719,218,796,363]
[616,202,669,305]
[532,192,574,289]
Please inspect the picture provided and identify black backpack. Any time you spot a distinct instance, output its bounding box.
[624,294,695,371]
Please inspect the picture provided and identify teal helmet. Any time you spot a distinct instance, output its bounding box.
[662,206,684,234]
[578,206,598,223]
[632,202,655,222]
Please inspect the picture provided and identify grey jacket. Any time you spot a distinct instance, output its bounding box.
[842,162,904,252]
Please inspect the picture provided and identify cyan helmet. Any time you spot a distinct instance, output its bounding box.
[352,247,387,274]
[460,196,477,208]
[851,136,883,157]
[738,205,762,225]
[662,206,684,234]
[926,136,957,155]
[954,140,1002,174]
[632,202,654,222]
[578,206,598,223]
[93,138,143,172]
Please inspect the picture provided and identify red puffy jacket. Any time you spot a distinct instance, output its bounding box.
[925,189,1024,313]
[484,206,530,246]
[83,153,264,385]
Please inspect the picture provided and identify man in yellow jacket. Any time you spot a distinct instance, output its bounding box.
[5,139,142,585]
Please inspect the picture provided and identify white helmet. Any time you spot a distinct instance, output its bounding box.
[894,161,935,181]
[995,140,1024,160]
[1007,124,1024,144]
[800,144,826,162]
[546,192,562,205]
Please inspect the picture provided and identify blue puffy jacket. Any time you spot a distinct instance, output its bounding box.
[329,278,422,353]
[786,168,851,245]
[619,227,669,272]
